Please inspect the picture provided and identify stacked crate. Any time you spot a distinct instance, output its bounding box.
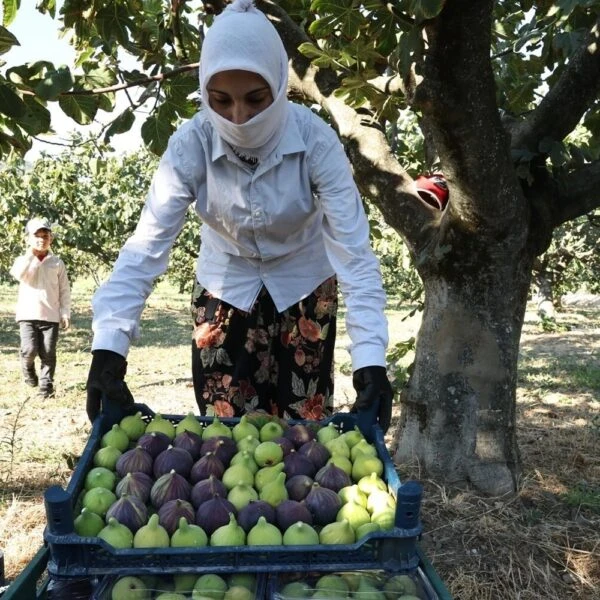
[39,402,450,599]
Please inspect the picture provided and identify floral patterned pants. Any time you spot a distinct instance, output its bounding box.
[190,277,338,420]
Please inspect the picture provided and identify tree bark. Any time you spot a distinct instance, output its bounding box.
[393,237,532,494]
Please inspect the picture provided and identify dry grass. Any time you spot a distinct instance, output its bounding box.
[0,280,598,599]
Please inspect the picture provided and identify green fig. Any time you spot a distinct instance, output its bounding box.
[341,427,364,448]
[336,501,371,531]
[327,454,353,476]
[349,439,378,461]
[246,515,283,545]
[315,574,349,596]
[383,574,418,598]
[371,508,396,530]
[355,576,385,599]
[110,575,149,600]
[74,507,105,537]
[282,521,320,545]
[227,573,256,591]
[224,586,254,600]
[338,484,368,507]
[356,473,387,496]
[119,411,147,441]
[316,422,340,444]
[82,486,117,517]
[202,416,233,440]
[253,440,283,467]
[259,420,284,442]
[236,435,261,454]
[175,411,204,437]
[367,490,396,515]
[171,517,208,547]
[229,450,259,474]
[192,573,227,600]
[356,522,381,539]
[84,466,116,491]
[133,513,170,548]
[93,445,122,471]
[324,437,350,459]
[319,519,356,545]
[101,424,130,452]
[232,415,260,442]
[97,517,133,549]
[210,513,246,546]
[254,462,285,491]
[351,455,384,482]
[222,463,255,490]
[279,580,313,598]
[228,482,259,511]
[145,414,176,440]
[259,471,288,507]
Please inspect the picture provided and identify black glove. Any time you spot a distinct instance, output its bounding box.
[351,366,393,436]
[86,350,135,422]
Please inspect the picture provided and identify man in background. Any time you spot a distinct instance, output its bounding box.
[10,218,71,398]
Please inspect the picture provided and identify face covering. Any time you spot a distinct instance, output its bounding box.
[198,0,290,159]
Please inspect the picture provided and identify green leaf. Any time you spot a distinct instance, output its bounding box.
[58,93,99,125]
[411,0,445,20]
[33,66,74,101]
[141,112,175,156]
[103,108,135,142]
[95,4,134,47]
[0,83,26,118]
[0,24,19,54]
[1,0,19,27]
[79,65,117,91]
[14,96,51,135]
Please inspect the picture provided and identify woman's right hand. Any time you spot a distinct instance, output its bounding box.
[86,350,135,422]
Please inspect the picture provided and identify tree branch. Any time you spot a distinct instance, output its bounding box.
[412,0,528,228]
[511,18,600,153]
[554,160,600,225]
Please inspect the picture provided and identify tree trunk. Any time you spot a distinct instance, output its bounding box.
[393,234,533,496]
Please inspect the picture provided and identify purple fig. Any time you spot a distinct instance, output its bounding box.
[153,446,194,479]
[115,472,154,504]
[150,469,191,509]
[158,499,195,536]
[105,493,148,533]
[190,475,228,509]
[275,499,313,531]
[195,496,237,536]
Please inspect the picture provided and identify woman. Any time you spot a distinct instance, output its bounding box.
[86,0,392,431]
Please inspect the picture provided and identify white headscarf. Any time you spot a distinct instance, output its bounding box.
[199,0,289,160]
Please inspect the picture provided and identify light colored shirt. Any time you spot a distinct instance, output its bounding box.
[10,251,71,323]
[92,103,388,370]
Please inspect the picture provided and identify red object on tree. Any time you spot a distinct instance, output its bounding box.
[415,174,449,210]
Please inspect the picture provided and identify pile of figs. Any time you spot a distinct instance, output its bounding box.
[108,572,259,600]
[74,411,398,550]
[273,570,424,599]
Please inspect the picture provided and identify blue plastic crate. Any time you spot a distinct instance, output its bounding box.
[91,571,268,599]
[44,403,422,578]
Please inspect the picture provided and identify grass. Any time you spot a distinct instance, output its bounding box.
[0,280,599,598]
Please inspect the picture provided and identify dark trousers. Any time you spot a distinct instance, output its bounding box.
[19,320,59,393]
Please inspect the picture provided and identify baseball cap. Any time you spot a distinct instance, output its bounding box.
[415,174,449,210]
[25,217,53,235]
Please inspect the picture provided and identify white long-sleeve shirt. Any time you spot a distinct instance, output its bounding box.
[92,103,388,370]
[10,251,71,323]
